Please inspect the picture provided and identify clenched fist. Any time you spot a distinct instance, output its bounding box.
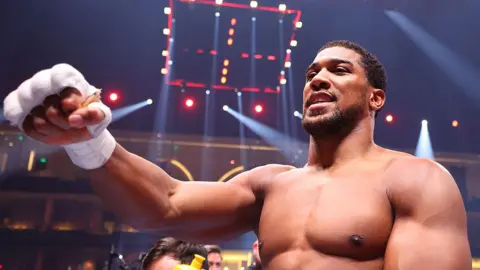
[22,87,105,145]
[3,63,112,146]
[3,64,115,169]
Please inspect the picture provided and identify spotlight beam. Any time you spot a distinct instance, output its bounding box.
[223,106,307,163]
[386,10,480,101]
[112,100,153,122]
[415,120,434,159]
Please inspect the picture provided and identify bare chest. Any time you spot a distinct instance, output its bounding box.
[258,171,393,264]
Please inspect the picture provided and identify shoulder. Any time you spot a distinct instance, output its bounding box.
[228,164,296,189]
[384,155,464,216]
[385,154,453,186]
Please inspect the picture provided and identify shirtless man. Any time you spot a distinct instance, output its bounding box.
[3,40,471,269]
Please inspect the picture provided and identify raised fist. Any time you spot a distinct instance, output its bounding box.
[3,64,112,146]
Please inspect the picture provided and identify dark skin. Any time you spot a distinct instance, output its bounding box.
[20,46,471,269]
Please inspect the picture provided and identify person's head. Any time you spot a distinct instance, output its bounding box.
[204,245,223,270]
[302,40,387,138]
[142,237,208,270]
[252,240,261,265]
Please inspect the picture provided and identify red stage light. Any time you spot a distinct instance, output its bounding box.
[108,92,119,102]
[385,114,393,123]
[230,160,235,165]
[254,104,263,113]
[185,98,195,108]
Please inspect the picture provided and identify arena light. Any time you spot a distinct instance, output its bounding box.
[221,77,227,84]
[223,59,230,66]
[223,105,229,111]
[162,50,168,57]
[285,61,291,68]
[250,1,258,8]
[163,28,170,35]
[215,12,220,17]
[279,4,287,11]
[385,114,394,123]
[108,92,119,102]
[237,92,242,97]
[295,21,303,28]
[294,111,301,117]
[222,68,228,75]
[215,0,223,5]
[206,90,210,95]
[286,49,291,54]
[184,98,195,108]
[146,99,153,105]
[290,40,298,47]
[227,38,233,46]
[280,78,287,84]
[422,120,428,125]
[229,28,235,36]
[231,18,237,26]
[161,68,168,75]
[254,104,264,114]
[452,120,459,127]
[164,7,171,15]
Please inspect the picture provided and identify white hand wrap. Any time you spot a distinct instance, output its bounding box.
[3,63,116,170]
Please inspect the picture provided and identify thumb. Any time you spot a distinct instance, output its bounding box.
[68,107,105,128]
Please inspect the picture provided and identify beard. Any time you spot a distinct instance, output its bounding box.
[302,100,365,139]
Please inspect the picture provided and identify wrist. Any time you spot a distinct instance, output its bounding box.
[64,130,116,170]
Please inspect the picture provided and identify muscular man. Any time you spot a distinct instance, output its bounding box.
[4,40,471,269]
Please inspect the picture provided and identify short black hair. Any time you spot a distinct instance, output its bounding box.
[319,40,387,116]
[142,237,208,269]
[205,245,222,256]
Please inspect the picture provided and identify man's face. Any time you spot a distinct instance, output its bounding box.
[302,46,371,137]
[148,254,181,270]
[207,252,222,270]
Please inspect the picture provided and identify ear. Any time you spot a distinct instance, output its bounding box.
[369,88,385,114]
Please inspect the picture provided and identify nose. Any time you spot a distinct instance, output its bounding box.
[310,71,331,92]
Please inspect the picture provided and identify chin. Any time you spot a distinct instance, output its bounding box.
[302,106,361,138]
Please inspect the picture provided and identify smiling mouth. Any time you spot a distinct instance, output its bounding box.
[306,93,336,109]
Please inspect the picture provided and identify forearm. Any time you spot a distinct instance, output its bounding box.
[87,143,180,230]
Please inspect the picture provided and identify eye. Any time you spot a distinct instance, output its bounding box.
[306,71,316,81]
[334,67,349,73]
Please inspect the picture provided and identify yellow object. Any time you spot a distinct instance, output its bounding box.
[174,254,205,270]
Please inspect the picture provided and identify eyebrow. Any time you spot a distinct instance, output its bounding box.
[305,58,354,74]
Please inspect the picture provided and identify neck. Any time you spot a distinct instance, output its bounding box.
[306,115,376,169]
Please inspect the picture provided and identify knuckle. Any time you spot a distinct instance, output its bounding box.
[45,106,60,119]
[32,117,47,131]
[61,98,79,111]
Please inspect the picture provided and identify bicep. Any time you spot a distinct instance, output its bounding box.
[384,217,471,270]
[385,159,471,269]
[158,173,260,242]
[169,179,258,221]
